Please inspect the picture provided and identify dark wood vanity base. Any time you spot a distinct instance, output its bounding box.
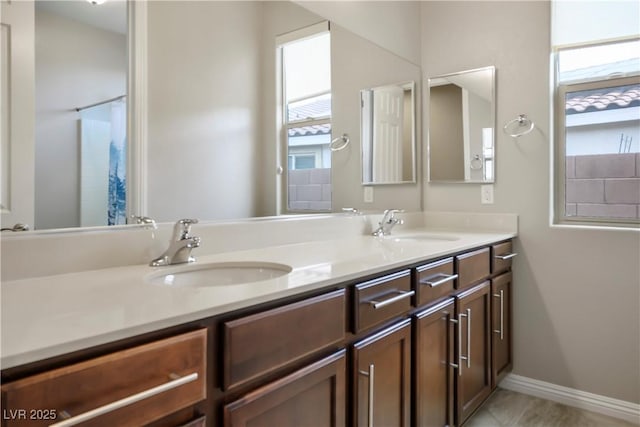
[1,239,515,427]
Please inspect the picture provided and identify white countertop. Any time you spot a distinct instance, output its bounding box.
[1,229,514,369]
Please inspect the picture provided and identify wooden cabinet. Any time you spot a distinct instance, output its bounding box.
[414,299,455,427]
[224,350,346,427]
[1,329,207,427]
[491,272,512,388]
[354,270,413,333]
[455,282,492,425]
[1,240,514,427]
[223,289,345,391]
[353,319,412,427]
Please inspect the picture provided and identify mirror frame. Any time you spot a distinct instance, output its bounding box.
[126,0,147,221]
[427,66,496,184]
[360,80,417,185]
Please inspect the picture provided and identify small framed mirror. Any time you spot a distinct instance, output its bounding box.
[428,66,495,183]
[361,81,416,185]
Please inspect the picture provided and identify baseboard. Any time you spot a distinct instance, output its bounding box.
[499,374,640,425]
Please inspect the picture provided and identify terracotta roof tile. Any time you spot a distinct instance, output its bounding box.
[566,85,640,114]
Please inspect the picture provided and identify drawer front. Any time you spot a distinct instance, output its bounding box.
[224,350,346,427]
[492,241,516,274]
[415,257,456,307]
[224,289,346,391]
[354,270,413,333]
[456,248,490,290]
[1,329,207,427]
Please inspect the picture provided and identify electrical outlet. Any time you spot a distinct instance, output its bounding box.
[364,187,374,203]
[481,185,494,204]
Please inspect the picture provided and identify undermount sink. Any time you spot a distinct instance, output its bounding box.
[385,233,460,242]
[147,261,292,288]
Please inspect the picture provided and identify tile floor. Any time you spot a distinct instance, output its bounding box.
[465,388,639,427]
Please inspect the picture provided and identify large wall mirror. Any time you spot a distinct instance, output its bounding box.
[4,0,422,232]
[361,81,416,185]
[428,66,495,183]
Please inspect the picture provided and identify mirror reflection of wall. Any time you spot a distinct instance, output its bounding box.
[428,66,495,183]
[34,0,127,229]
[20,1,423,231]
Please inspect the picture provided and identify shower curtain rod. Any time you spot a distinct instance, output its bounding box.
[75,95,126,112]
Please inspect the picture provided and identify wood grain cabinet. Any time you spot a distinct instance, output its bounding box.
[455,282,492,426]
[1,329,207,427]
[353,319,412,427]
[414,299,455,427]
[223,350,346,427]
[491,272,512,388]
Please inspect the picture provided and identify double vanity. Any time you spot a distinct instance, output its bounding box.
[1,213,517,427]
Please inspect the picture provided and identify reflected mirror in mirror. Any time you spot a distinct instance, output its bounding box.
[361,81,416,185]
[428,66,495,183]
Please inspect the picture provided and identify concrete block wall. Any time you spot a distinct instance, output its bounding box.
[566,153,640,219]
[288,168,332,211]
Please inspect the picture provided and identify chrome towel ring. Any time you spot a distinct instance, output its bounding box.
[330,134,350,151]
[503,114,535,138]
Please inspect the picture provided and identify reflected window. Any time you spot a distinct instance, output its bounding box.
[280,26,331,212]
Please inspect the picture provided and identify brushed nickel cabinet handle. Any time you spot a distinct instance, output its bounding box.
[367,290,415,309]
[359,364,375,427]
[449,316,459,371]
[50,372,198,427]
[458,312,466,376]
[494,253,517,260]
[493,290,504,340]
[420,273,458,288]
[466,308,472,368]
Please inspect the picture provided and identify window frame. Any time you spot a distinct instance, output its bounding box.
[277,22,331,214]
[553,38,640,227]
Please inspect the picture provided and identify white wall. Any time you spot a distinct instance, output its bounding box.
[294,1,422,65]
[147,1,262,222]
[34,9,126,229]
[421,1,640,403]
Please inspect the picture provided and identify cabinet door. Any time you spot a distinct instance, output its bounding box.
[224,350,346,427]
[414,299,455,427]
[353,319,411,427]
[491,272,512,388]
[456,282,491,425]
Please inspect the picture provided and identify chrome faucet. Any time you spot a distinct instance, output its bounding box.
[150,219,201,266]
[372,209,404,236]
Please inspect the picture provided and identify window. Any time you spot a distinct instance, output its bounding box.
[552,0,640,227]
[278,23,331,212]
[554,39,640,225]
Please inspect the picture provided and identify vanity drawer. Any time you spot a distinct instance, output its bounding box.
[354,270,413,333]
[415,257,456,307]
[492,241,516,274]
[455,248,490,290]
[223,289,345,391]
[1,329,207,427]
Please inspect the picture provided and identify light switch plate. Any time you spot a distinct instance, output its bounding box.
[481,185,494,204]
[364,187,374,203]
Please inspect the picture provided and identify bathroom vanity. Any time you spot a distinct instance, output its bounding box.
[0,228,515,427]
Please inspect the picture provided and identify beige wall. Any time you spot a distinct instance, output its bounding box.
[429,84,464,181]
[421,1,640,403]
[147,1,262,222]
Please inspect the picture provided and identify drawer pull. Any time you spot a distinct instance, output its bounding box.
[367,290,414,309]
[494,290,504,340]
[494,253,517,260]
[420,273,458,288]
[49,372,199,427]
